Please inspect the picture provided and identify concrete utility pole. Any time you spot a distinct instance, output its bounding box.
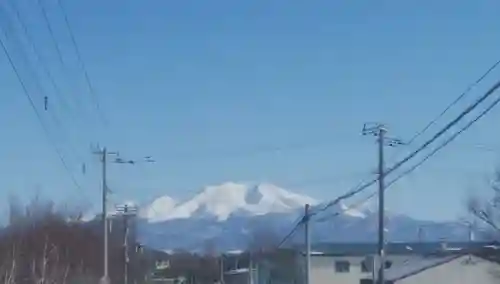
[219,255,225,284]
[362,123,403,284]
[93,146,154,284]
[94,147,118,284]
[417,226,423,243]
[112,155,153,284]
[115,204,138,284]
[248,255,253,284]
[304,204,311,284]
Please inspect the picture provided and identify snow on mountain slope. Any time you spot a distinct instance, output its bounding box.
[140,182,319,222]
[339,202,367,218]
[140,196,177,222]
[104,182,475,252]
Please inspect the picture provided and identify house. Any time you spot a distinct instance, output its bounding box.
[304,241,497,284]
[379,253,500,283]
[222,249,302,284]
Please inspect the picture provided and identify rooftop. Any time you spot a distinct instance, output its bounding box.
[300,241,494,256]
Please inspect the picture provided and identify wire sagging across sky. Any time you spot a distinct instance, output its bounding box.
[407,59,500,145]
[312,79,500,223]
[309,74,500,218]
[56,0,108,127]
[277,216,304,248]
[0,24,85,196]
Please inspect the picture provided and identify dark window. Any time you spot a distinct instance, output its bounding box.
[384,261,392,269]
[335,260,350,273]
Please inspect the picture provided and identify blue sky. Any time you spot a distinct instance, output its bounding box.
[0,0,499,221]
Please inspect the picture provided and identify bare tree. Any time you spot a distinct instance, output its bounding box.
[0,194,146,284]
[468,169,500,240]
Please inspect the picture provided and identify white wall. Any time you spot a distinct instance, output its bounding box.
[311,256,365,284]
[398,255,500,284]
[309,255,425,284]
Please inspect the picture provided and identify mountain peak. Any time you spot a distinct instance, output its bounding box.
[141,182,318,223]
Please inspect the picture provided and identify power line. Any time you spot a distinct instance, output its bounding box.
[311,78,500,217]
[309,177,377,218]
[277,216,304,248]
[314,79,500,223]
[56,0,108,126]
[4,0,72,114]
[314,192,376,223]
[36,0,65,66]
[386,80,500,189]
[35,0,104,134]
[386,79,500,177]
[407,59,500,145]
[0,22,85,196]
[386,59,500,166]
[0,1,85,163]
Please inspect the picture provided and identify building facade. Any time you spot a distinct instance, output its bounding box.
[304,242,496,284]
[385,254,500,283]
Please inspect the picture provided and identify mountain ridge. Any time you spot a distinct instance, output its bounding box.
[102,182,474,252]
[139,182,321,222]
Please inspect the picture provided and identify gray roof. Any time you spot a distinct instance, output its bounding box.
[302,241,492,256]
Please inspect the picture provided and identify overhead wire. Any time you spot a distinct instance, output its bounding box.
[277,216,304,248]
[277,181,375,247]
[385,80,500,189]
[36,0,65,66]
[0,23,85,196]
[34,0,104,136]
[313,79,500,223]
[310,74,500,217]
[385,78,500,177]
[0,1,85,164]
[406,58,500,145]
[30,0,111,180]
[55,0,108,126]
[386,58,500,166]
[385,58,500,178]
[4,0,73,116]
[315,192,376,223]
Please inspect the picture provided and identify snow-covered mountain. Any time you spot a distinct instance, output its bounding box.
[111,182,474,252]
[139,182,319,222]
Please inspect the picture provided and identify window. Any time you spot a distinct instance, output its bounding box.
[335,260,350,273]
[384,261,392,269]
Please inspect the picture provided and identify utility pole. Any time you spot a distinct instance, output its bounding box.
[219,255,225,284]
[93,146,154,284]
[112,155,153,284]
[376,126,386,284]
[362,123,403,284]
[114,204,138,284]
[100,147,108,284]
[417,226,423,243]
[94,147,118,284]
[249,255,253,284]
[304,204,311,284]
[124,204,130,284]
